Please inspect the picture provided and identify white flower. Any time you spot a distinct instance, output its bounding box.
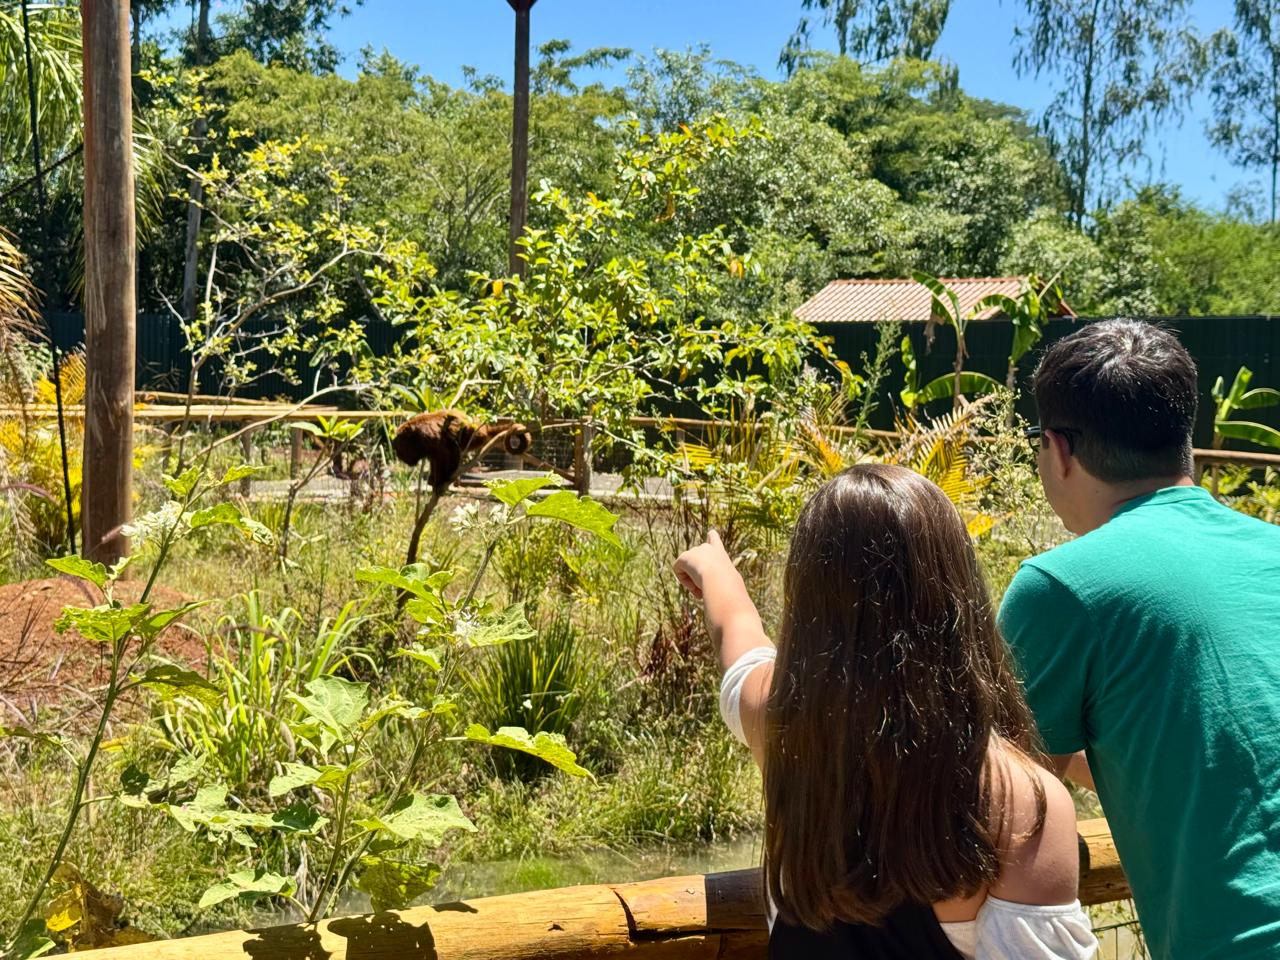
[448,502,480,533]
[121,500,185,548]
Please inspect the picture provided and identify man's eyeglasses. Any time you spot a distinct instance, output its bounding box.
[1024,425,1077,454]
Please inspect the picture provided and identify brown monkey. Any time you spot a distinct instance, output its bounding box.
[392,409,531,492]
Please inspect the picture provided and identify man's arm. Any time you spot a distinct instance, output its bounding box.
[1049,751,1096,793]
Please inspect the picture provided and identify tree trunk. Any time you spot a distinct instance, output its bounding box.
[81,0,137,564]
[507,0,536,278]
[180,0,212,328]
[1072,0,1101,227]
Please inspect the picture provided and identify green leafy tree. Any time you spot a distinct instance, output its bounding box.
[626,45,758,131]
[163,119,413,468]
[373,116,823,434]
[781,0,952,73]
[1206,0,1280,222]
[1014,0,1205,224]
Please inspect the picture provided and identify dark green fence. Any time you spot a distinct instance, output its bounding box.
[827,315,1280,447]
[44,312,1280,449]
[47,312,401,402]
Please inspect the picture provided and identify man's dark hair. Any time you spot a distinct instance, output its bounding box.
[1033,319,1198,483]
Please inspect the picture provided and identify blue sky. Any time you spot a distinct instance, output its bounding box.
[181,0,1245,210]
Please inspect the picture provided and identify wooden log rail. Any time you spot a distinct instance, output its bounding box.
[83,818,1128,959]
[6,400,1279,471]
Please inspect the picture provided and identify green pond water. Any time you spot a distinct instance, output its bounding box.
[228,837,760,934]
[429,834,762,903]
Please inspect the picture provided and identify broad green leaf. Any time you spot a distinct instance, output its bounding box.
[163,466,202,499]
[394,646,444,671]
[54,603,150,644]
[361,699,429,730]
[121,754,206,799]
[525,491,622,548]
[1238,387,1280,411]
[272,803,329,835]
[167,785,273,841]
[44,556,108,590]
[217,464,259,486]
[188,503,273,544]
[355,857,441,912]
[120,765,153,797]
[198,869,295,910]
[455,603,536,648]
[135,665,221,709]
[288,676,369,737]
[0,725,66,752]
[916,371,1003,405]
[268,760,367,797]
[355,793,475,844]
[168,752,206,786]
[911,271,960,326]
[1215,419,1280,451]
[6,918,56,959]
[404,594,447,626]
[356,564,452,600]
[268,762,322,798]
[140,601,211,638]
[464,724,591,777]
[490,474,560,507]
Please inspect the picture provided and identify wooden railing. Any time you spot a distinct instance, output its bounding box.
[6,399,1276,495]
[83,818,1128,958]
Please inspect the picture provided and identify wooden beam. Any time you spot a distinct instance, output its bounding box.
[82,819,1127,959]
[80,0,136,563]
[1191,447,1280,469]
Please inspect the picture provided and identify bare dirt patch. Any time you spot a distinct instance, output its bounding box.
[0,578,205,722]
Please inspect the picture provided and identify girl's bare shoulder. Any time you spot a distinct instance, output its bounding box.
[988,745,1080,906]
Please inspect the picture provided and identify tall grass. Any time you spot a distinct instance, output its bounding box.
[463,617,598,779]
[153,591,377,795]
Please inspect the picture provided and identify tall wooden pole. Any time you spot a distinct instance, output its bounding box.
[81,0,136,563]
[507,0,536,278]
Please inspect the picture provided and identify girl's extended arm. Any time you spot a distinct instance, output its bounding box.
[674,530,773,766]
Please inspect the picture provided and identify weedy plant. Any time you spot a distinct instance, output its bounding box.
[463,616,598,780]
[153,591,376,797]
[0,462,272,958]
[62,475,620,937]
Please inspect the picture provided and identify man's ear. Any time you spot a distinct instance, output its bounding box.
[1044,428,1074,479]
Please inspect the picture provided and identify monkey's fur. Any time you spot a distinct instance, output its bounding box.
[392,410,532,492]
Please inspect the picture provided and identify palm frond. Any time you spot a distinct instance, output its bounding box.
[0,2,83,170]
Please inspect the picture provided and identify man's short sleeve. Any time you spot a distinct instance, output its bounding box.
[997,564,1092,755]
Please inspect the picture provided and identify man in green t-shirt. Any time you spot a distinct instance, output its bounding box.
[998,319,1280,960]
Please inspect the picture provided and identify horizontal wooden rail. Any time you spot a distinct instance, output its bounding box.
[83,818,1127,958]
[7,399,1277,470]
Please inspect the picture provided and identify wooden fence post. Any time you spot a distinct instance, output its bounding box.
[574,418,594,496]
[290,426,303,479]
[239,428,253,497]
[80,0,136,563]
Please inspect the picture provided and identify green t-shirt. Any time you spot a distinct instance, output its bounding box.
[999,486,1280,960]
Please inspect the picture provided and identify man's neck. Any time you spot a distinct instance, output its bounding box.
[1081,475,1196,534]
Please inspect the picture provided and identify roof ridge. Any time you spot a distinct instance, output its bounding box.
[828,275,1027,285]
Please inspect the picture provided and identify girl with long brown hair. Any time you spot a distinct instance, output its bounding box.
[674,465,1096,959]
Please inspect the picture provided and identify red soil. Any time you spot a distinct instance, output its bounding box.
[0,577,206,723]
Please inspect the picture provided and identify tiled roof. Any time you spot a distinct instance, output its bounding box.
[795,276,1050,324]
